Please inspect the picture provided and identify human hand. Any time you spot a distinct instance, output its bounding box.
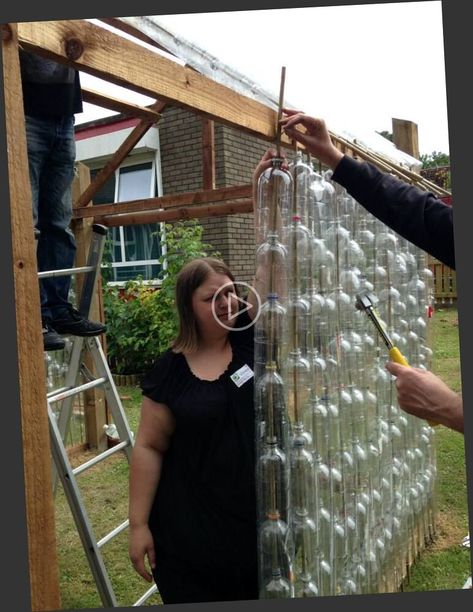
[280,109,343,170]
[385,362,463,433]
[129,524,156,582]
[252,148,289,203]
[253,148,289,185]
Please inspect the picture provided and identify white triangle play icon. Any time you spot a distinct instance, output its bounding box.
[227,292,253,320]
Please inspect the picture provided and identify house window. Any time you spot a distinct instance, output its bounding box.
[91,158,164,283]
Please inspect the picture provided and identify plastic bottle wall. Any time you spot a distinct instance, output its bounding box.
[254,152,437,598]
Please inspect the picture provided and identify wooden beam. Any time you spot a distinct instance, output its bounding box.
[73,184,253,219]
[2,23,61,611]
[99,199,254,227]
[17,20,291,145]
[73,100,166,209]
[202,118,216,190]
[81,86,162,122]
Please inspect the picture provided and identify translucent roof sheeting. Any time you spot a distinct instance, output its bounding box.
[89,16,422,172]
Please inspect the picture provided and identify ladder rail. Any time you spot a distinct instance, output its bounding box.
[78,224,107,317]
[87,335,135,464]
[48,223,106,446]
[48,405,118,608]
[50,336,85,494]
[49,224,105,486]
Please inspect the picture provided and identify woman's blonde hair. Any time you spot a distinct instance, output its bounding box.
[172,257,236,353]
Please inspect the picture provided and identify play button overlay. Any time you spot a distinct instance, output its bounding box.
[212,281,261,331]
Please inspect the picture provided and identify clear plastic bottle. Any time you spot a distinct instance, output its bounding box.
[255,235,288,306]
[259,509,293,599]
[255,366,290,464]
[291,435,319,597]
[256,157,292,245]
[289,150,314,228]
[254,293,287,380]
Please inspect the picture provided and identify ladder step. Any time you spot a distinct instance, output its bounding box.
[97,519,129,548]
[38,265,95,279]
[47,386,70,399]
[48,377,107,404]
[133,584,159,607]
[73,440,130,476]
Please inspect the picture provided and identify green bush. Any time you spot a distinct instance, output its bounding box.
[103,220,219,375]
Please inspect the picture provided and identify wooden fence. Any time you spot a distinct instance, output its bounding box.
[428,256,457,304]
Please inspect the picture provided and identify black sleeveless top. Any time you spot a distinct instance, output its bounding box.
[140,311,256,572]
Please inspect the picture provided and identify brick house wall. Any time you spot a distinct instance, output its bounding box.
[158,105,269,285]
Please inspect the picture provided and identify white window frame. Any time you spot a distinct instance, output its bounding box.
[77,124,167,287]
[106,152,165,286]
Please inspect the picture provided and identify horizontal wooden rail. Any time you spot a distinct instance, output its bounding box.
[73,184,253,219]
[97,199,254,227]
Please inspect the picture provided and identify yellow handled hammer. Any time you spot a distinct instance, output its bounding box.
[355,289,438,427]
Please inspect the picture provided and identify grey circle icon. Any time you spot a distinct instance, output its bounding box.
[211,281,262,331]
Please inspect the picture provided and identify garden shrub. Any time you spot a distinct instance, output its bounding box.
[103,220,219,375]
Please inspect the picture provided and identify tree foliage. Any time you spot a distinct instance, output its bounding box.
[419,151,450,168]
[376,130,393,142]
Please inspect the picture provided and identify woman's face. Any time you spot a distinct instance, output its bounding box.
[192,271,239,335]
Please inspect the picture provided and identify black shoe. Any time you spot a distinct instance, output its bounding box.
[51,307,107,337]
[42,320,66,351]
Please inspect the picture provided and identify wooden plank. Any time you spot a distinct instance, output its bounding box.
[2,23,61,611]
[451,270,457,296]
[99,199,254,227]
[74,100,166,209]
[71,163,107,451]
[202,118,216,190]
[73,184,253,219]
[81,86,162,122]
[392,117,420,160]
[17,20,290,144]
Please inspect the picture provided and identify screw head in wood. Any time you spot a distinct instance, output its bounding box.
[65,37,84,61]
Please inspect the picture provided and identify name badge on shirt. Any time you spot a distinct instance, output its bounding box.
[230,364,254,388]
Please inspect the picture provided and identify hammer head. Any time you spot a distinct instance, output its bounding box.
[355,290,378,312]
[355,289,393,349]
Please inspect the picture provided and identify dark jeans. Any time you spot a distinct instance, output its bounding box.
[25,114,77,320]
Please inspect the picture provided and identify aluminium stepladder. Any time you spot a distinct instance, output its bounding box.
[39,224,159,607]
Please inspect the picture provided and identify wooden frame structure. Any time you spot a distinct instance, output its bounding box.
[1,18,451,610]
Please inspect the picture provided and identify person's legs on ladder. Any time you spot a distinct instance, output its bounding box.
[26,114,106,351]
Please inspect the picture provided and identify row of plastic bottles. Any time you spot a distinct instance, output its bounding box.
[254,151,437,598]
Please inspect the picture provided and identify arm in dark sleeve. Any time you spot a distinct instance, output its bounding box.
[332,155,455,269]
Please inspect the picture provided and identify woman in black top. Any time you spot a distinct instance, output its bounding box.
[128,257,262,603]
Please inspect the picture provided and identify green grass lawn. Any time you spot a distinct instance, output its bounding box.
[403,306,471,592]
[53,307,471,608]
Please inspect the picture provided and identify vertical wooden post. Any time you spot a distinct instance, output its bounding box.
[392,117,420,161]
[2,23,61,611]
[202,118,216,190]
[71,162,107,451]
